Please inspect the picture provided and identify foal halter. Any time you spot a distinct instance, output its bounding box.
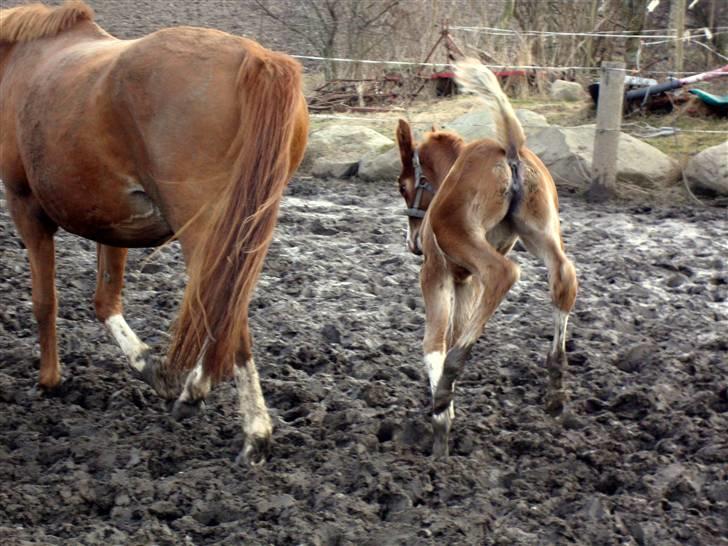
[404,150,436,219]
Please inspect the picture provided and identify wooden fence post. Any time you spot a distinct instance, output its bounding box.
[587,61,625,202]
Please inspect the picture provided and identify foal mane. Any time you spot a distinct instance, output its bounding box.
[0,0,93,44]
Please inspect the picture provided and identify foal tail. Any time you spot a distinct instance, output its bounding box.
[167,45,306,382]
[455,58,525,160]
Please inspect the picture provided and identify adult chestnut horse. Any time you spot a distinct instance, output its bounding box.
[395,59,577,457]
[0,1,308,464]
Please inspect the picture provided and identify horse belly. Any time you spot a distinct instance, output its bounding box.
[60,182,173,248]
[90,189,174,248]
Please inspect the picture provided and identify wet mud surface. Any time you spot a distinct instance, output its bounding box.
[1,176,727,545]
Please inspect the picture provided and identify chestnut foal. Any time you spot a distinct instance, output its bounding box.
[395,59,577,457]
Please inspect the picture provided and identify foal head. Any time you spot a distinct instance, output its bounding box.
[395,119,464,255]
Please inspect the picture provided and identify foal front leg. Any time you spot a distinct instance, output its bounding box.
[420,259,454,457]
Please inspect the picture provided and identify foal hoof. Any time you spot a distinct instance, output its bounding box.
[431,412,451,459]
[171,398,206,421]
[432,390,454,416]
[544,389,567,417]
[238,435,272,466]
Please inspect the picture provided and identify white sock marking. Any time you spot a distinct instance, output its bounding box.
[425,351,455,421]
[178,357,211,402]
[105,314,148,372]
[424,351,445,395]
[551,308,570,354]
[235,360,272,439]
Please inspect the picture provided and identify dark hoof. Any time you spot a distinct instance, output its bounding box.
[432,387,454,416]
[136,355,185,400]
[171,398,206,421]
[431,412,450,458]
[238,435,272,466]
[545,389,567,417]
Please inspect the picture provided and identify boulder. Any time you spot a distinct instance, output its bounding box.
[359,146,401,182]
[443,108,496,141]
[684,141,728,196]
[528,125,681,190]
[303,125,393,178]
[550,80,587,102]
[516,109,549,130]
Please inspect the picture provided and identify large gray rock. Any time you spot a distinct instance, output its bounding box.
[303,125,393,178]
[550,80,587,102]
[359,146,400,182]
[685,141,728,195]
[516,109,549,129]
[529,125,681,190]
[443,108,496,141]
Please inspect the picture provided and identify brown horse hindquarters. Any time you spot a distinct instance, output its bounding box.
[108,28,261,236]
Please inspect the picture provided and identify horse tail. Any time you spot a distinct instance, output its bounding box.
[167,45,305,383]
[454,57,525,161]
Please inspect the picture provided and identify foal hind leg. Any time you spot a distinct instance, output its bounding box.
[7,193,60,389]
[515,217,577,415]
[420,258,454,457]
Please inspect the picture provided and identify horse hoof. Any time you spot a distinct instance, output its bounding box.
[431,411,451,458]
[432,390,454,416]
[545,390,567,417]
[432,436,449,459]
[238,435,272,466]
[171,398,206,421]
[137,356,184,400]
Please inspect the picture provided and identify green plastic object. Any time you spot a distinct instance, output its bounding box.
[689,88,728,107]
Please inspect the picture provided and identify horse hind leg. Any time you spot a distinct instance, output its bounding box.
[171,354,211,419]
[7,192,60,389]
[234,353,273,466]
[95,244,183,398]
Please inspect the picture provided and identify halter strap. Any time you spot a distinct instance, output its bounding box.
[404,150,435,219]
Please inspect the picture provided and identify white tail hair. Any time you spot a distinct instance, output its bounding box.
[455,58,525,157]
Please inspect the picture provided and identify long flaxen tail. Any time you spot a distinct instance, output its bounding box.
[167,45,305,383]
[454,57,525,160]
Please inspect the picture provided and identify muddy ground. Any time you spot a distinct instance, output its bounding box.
[2,1,728,545]
[1,175,727,545]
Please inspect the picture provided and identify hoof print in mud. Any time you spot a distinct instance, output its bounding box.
[171,399,206,421]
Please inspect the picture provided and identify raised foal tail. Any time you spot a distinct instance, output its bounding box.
[167,47,305,382]
[454,58,525,160]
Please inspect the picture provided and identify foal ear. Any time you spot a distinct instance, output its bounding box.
[396,119,414,166]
